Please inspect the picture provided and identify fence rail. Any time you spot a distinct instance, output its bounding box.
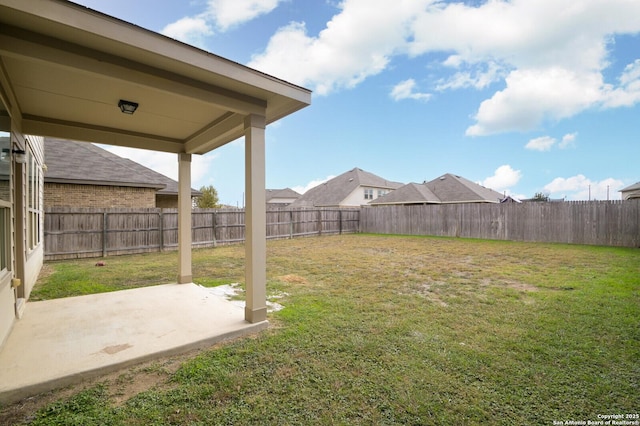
[44,201,639,260]
[44,207,360,260]
[360,200,640,248]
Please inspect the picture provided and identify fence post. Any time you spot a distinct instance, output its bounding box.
[212,211,217,247]
[339,209,343,234]
[102,212,108,257]
[317,209,322,236]
[289,210,293,239]
[158,210,164,252]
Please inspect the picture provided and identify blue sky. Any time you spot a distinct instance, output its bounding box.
[75,0,640,205]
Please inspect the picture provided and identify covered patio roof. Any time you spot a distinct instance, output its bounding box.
[0,0,311,401]
[0,0,311,153]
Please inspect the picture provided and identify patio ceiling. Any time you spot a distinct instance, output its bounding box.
[0,0,311,154]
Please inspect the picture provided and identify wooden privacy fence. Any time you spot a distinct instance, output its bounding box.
[44,207,360,260]
[360,200,640,248]
[44,201,639,260]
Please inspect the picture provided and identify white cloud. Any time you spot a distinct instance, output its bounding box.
[99,146,218,190]
[247,0,640,134]
[390,79,431,102]
[525,132,577,151]
[465,67,603,136]
[205,0,283,31]
[602,59,640,108]
[161,17,213,48]
[559,132,577,149]
[481,165,522,192]
[161,0,283,46]
[291,175,335,194]
[543,175,624,200]
[249,0,428,94]
[526,136,556,152]
[436,61,505,91]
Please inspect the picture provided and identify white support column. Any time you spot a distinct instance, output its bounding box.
[177,153,192,284]
[244,114,267,323]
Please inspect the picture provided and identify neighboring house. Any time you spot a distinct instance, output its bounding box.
[620,182,640,200]
[266,188,300,208]
[44,138,201,208]
[370,173,504,205]
[289,167,403,208]
[500,195,522,203]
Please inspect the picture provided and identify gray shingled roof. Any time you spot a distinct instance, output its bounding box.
[266,188,301,202]
[620,182,640,192]
[289,167,403,208]
[369,182,441,205]
[44,138,200,195]
[372,173,504,205]
[425,173,503,203]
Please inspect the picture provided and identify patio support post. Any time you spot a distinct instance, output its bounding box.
[177,153,192,284]
[244,114,267,323]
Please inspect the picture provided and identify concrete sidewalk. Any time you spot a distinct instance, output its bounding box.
[0,283,268,405]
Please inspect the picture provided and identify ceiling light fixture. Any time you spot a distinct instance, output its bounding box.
[12,148,26,164]
[118,99,139,114]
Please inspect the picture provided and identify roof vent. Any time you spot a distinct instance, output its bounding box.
[439,176,446,180]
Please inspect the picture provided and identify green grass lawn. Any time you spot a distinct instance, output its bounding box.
[4,234,640,425]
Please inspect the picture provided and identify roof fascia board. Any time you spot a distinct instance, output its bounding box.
[184,112,247,154]
[0,27,267,115]
[0,57,20,124]
[45,177,165,189]
[0,0,311,102]
[23,115,185,153]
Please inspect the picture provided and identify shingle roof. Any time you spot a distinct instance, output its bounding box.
[620,182,640,192]
[44,138,200,195]
[425,173,503,203]
[265,188,300,202]
[289,167,403,208]
[369,182,441,205]
[371,173,504,205]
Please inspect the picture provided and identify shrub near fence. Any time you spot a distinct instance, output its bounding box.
[360,200,640,248]
[44,207,360,260]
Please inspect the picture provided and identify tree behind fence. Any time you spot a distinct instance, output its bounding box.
[44,207,360,260]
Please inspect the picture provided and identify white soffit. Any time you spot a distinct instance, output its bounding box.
[0,0,311,154]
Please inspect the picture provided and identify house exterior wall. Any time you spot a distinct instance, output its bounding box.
[341,186,390,207]
[0,132,12,348]
[155,194,179,208]
[44,183,156,208]
[0,128,45,349]
[23,135,45,301]
[622,189,640,200]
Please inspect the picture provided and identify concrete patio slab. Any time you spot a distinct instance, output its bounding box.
[0,283,268,405]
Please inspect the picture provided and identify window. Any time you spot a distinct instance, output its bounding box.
[377,189,388,197]
[0,208,7,272]
[0,133,9,272]
[364,188,374,200]
[26,146,42,251]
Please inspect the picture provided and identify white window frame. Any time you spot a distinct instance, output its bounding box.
[26,145,42,252]
[364,188,374,200]
[0,203,10,278]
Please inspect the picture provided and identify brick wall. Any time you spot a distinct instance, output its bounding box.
[44,183,156,208]
[155,194,178,208]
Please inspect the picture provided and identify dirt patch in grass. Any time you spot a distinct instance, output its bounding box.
[0,345,220,424]
[277,274,309,285]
